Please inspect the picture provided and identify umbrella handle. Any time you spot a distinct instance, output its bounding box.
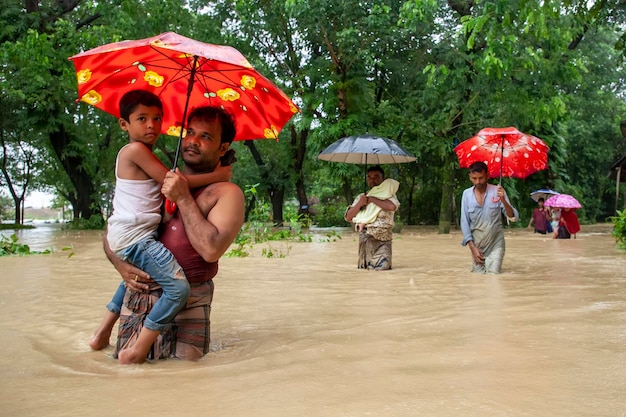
[492,180,502,202]
[165,198,177,215]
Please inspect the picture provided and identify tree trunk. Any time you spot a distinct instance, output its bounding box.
[292,127,311,217]
[243,140,284,225]
[438,154,456,234]
[342,176,354,206]
[269,187,285,226]
[437,0,477,233]
[12,198,23,225]
[244,194,256,222]
[405,165,417,225]
[48,126,102,220]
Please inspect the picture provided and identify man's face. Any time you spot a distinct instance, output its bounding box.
[181,117,229,173]
[468,170,489,191]
[367,170,384,188]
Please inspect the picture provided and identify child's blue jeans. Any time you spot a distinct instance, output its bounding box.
[106,235,190,332]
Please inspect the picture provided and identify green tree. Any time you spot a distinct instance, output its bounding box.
[1,0,203,223]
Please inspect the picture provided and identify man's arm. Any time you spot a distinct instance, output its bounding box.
[344,194,367,222]
[459,190,473,246]
[368,196,397,212]
[459,195,485,264]
[162,170,245,262]
[122,142,232,187]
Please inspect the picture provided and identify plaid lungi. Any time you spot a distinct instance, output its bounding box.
[114,280,214,361]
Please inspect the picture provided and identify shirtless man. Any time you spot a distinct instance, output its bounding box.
[103,105,245,363]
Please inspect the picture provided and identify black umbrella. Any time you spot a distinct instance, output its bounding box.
[318,134,416,165]
[318,134,416,191]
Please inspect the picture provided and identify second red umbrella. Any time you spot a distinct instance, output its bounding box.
[454,126,549,181]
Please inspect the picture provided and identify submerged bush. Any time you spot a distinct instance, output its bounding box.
[611,210,626,250]
[0,233,51,256]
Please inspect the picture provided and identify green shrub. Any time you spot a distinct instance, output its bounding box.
[64,214,105,230]
[0,233,51,256]
[610,209,626,250]
[311,201,347,227]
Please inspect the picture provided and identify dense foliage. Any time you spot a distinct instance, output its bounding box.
[1,0,625,230]
[611,209,626,250]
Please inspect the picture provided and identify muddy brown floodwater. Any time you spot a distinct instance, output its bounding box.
[0,223,625,417]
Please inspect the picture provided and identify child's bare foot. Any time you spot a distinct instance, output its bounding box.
[89,332,111,351]
[118,347,147,365]
[90,311,119,350]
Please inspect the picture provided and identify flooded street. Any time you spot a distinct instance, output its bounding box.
[0,224,625,416]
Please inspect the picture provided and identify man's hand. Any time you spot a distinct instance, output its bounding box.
[497,185,516,219]
[162,169,192,205]
[102,232,153,292]
[496,184,506,199]
[118,262,153,292]
[344,193,368,222]
[469,241,485,265]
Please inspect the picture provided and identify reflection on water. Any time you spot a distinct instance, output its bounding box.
[2,223,76,252]
[1,224,625,416]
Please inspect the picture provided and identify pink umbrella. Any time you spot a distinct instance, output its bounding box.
[544,193,582,209]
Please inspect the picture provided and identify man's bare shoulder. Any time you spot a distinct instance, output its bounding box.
[197,181,244,200]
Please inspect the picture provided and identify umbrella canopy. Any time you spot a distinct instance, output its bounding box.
[530,189,560,203]
[317,134,416,165]
[69,31,299,165]
[454,127,549,180]
[544,193,582,209]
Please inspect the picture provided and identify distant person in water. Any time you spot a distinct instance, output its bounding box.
[344,166,399,270]
[528,198,550,234]
[554,207,580,239]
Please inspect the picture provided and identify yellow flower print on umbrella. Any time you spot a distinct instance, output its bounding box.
[241,75,256,90]
[217,88,241,102]
[166,125,184,138]
[81,90,102,106]
[77,69,92,84]
[264,125,279,140]
[143,71,164,88]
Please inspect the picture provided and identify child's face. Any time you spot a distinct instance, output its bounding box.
[119,104,163,146]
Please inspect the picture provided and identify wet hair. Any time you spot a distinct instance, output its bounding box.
[187,106,237,144]
[367,165,385,177]
[469,161,488,174]
[118,90,163,121]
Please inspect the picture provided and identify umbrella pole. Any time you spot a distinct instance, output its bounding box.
[171,55,199,169]
[492,136,504,203]
[165,55,198,215]
[364,154,368,193]
[499,136,504,184]
[616,167,622,215]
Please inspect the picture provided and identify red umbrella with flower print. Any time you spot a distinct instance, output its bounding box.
[68,31,299,168]
[454,127,549,181]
